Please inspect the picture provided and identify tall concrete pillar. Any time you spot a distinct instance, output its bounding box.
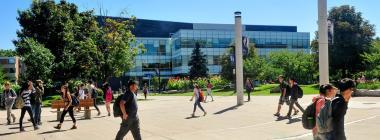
[235,11,244,105]
[318,0,329,85]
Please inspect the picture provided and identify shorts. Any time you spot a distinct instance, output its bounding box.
[278,96,290,105]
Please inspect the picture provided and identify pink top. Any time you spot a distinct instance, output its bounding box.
[207,83,213,89]
[312,95,325,135]
[105,88,113,102]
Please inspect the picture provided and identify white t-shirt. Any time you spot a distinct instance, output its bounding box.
[79,89,85,99]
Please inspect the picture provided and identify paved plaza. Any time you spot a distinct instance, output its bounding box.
[1,95,380,140]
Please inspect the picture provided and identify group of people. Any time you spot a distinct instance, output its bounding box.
[1,80,44,131]
[273,75,356,140]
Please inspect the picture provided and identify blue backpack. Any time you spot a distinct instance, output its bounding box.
[71,95,80,106]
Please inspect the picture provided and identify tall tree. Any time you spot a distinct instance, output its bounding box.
[362,38,380,78]
[15,0,100,82]
[188,42,208,79]
[243,45,266,81]
[15,38,55,85]
[220,48,234,81]
[97,17,140,81]
[0,65,5,84]
[0,49,16,57]
[328,5,375,78]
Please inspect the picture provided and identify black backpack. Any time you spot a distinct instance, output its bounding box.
[92,88,98,98]
[71,95,80,106]
[113,94,124,117]
[302,98,320,129]
[296,85,304,98]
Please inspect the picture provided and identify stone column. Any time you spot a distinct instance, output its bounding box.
[235,11,244,105]
[318,0,329,85]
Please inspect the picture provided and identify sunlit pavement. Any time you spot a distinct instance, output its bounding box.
[1,95,380,140]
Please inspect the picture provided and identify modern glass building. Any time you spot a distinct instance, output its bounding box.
[97,17,310,81]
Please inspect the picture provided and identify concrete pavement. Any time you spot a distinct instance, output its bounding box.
[1,95,380,140]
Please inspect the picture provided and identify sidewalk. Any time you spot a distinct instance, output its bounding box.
[1,95,380,140]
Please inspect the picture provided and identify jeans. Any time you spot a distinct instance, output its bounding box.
[20,106,36,129]
[287,98,305,116]
[60,106,76,124]
[246,89,252,101]
[205,88,214,101]
[193,99,205,113]
[115,117,142,140]
[32,102,42,124]
[5,104,16,123]
[93,98,100,112]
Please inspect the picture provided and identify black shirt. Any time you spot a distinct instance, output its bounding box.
[279,82,288,97]
[288,84,300,99]
[121,90,138,118]
[331,94,347,140]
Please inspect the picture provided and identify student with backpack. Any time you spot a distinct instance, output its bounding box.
[143,83,149,100]
[32,80,44,125]
[2,81,17,125]
[54,84,77,130]
[274,75,299,117]
[301,84,337,139]
[19,81,39,132]
[88,80,101,116]
[285,77,304,119]
[205,80,214,102]
[245,78,254,102]
[316,78,355,140]
[115,80,142,140]
[190,84,207,117]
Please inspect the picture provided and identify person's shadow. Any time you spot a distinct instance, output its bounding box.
[39,129,67,135]
[275,116,288,121]
[286,117,302,124]
[184,115,200,119]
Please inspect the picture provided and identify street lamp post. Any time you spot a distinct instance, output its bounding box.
[235,11,244,105]
[318,0,329,85]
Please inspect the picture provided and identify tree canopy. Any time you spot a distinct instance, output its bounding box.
[188,43,208,79]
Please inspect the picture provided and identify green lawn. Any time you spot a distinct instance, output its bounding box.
[150,84,319,96]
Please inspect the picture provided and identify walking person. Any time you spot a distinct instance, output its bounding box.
[54,84,77,130]
[274,75,299,117]
[143,83,149,100]
[76,84,85,112]
[2,81,17,125]
[88,80,101,116]
[205,80,214,102]
[245,78,254,102]
[115,80,142,140]
[32,80,44,125]
[285,77,304,119]
[312,84,337,140]
[317,78,355,140]
[19,81,39,132]
[190,84,207,117]
[104,83,113,116]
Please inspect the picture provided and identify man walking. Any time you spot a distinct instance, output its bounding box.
[88,80,101,116]
[2,81,17,125]
[285,77,304,119]
[115,80,142,140]
[273,75,299,117]
[32,80,44,125]
[245,78,254,102]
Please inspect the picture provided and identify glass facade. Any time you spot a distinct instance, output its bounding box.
[121,19,310,79]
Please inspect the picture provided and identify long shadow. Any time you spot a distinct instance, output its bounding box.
[0,132,19,136]
[213,105,242,115]
[286,117,302,124]
[9,125,32,129]
[184,116,200,119]
[39,129,67,135]
[275,116,288,121]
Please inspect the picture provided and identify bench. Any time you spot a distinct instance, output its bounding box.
[51,99,94,120]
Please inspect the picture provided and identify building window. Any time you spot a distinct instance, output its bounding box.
[8,58,15,64]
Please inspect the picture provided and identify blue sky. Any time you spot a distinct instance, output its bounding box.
[1,0,379,50]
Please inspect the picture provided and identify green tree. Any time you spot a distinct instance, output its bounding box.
[0,49,16,57]
[188,42,208,79]
[362,38,380,78]
[328,5,375,78]
[220,48,234,81]
[15,0,100,82]
[267,51,317,84]
[0,65,6,84]
[15,38,55,85]
[97,18,140,81]
[243,45,266,81]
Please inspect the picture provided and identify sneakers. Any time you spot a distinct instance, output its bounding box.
[293,110,299,116]
[285,115,292,119]
[20,127,25,132]
[34,126,39,130]
[7,121,11,125]
[97,112,101,116]
[54,124,62,130]
[191,113,195,117]
[71,125,77,129]
[273,113,280,117]
[203,111,207,116]
[108,113,111,116]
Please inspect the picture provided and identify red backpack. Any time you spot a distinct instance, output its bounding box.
[199,90,205,102]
